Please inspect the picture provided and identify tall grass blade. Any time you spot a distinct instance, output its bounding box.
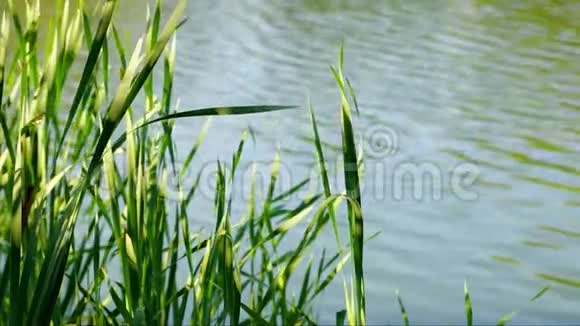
[332,44,365,325]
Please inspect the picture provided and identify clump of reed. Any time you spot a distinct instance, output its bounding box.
[0,0,366,324]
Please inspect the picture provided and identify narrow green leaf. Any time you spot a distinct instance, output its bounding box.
[536,273,580,288]
[111,106,295,155]
[309,104,340,246]
[465,282,473,326]
[497,311,517,326]
[396,291,409,326]
[530,285,551,302]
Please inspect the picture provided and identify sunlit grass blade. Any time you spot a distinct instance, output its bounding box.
[465,282,473,326]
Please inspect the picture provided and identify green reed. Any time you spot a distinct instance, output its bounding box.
[0,0,359,324]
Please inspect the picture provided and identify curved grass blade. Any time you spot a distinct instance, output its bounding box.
[111,105,295,152]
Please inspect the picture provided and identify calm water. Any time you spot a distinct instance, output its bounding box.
[35,0,580,324]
